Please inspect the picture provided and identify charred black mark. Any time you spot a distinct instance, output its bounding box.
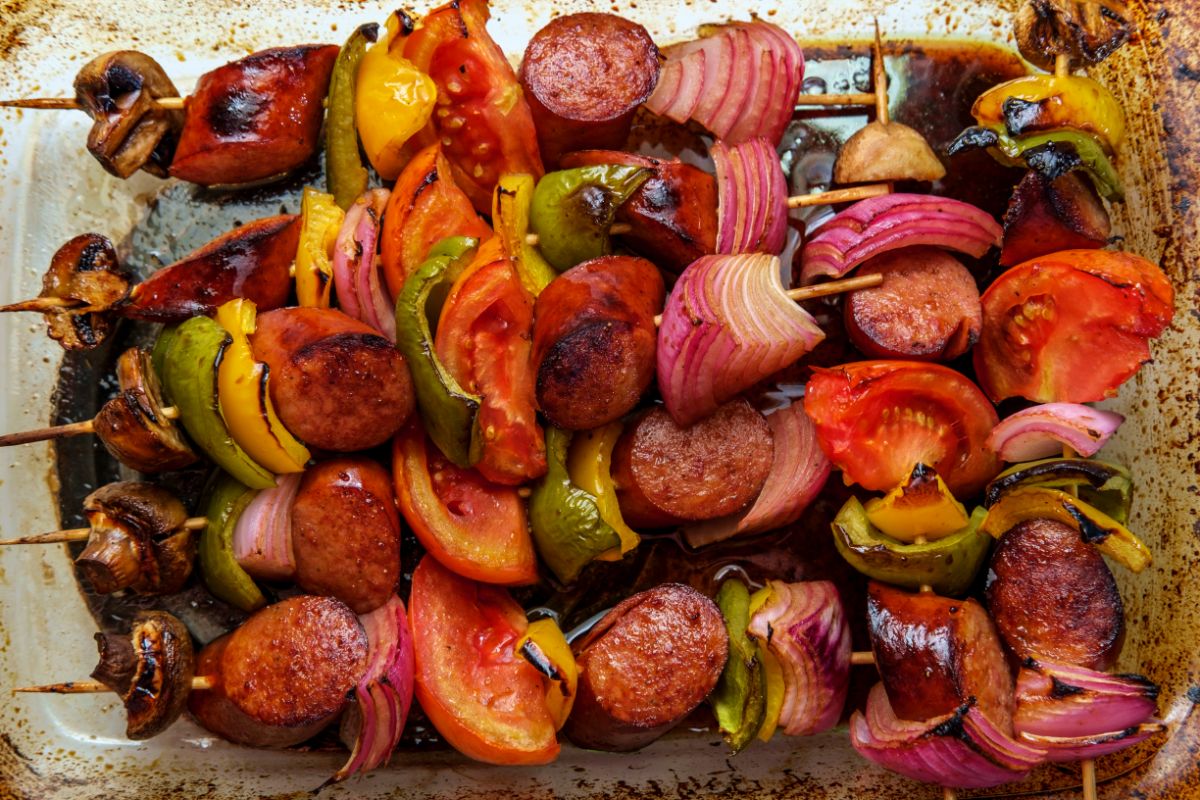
[208,88,266,137]
[1175,63,1200,81]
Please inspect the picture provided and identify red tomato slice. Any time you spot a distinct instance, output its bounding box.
[380,143,493,301]
[392,416,537,585]
[805,361,1000,497]
[973,250,1175,403]
[436,258,547,485]
[410,555,560,765]
[399,0,544,215]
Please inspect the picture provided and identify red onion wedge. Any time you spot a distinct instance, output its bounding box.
[331,595,416,784]
[645,20,804,145]
[712,138,789,256]
[231,473,300,582]
[851,683,1043,789]
[746,580,850,736]
[657,254,825,427]
[1013,659,1163,761]
[333,188,395,342]
[800,194,1002,284]
[987,403,1124,462]
[684,399,831,548]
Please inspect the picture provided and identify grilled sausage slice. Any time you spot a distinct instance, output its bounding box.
[532,255,664,430]
[985,517,1124,671]
[251,307,415,452]
[565,583,728,752]
[612,400,774,527]
[520,13,659,168]
[867,582,1015,732]
[188,596,368,748]
[291,458,402,614]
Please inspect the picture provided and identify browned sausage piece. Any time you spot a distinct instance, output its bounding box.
[867,582,1014,731]
[985,518,1124,671]
[520,14,659,169]
[565,583,728,752]
[188,595,368,748]
[291,458,402,614]
[843,246,982,361]
[532,255,664,430]
[251,307,415,452]
[612,400,774,527]
[1000,170,1111,267]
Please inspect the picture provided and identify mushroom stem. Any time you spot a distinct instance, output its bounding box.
[0,296,81,313]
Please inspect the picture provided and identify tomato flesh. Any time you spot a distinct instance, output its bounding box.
[805,361,1000,497]
[410,555,559,765]
[974,250,1174,403]
[392,418,537,585]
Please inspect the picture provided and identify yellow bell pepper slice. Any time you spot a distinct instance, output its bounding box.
[493,174,558,296]
[864,464,970,543]
[516,617,578,731]
[214,299,310,474]
[971,74,1125,153]
[355,12,437,181]
[566,423,640,560]
[747,585,785,742]
[295,187,345,308]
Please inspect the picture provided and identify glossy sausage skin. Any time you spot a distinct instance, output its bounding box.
[520,14,659,168]
[532,255,664,430]
[612,400,774,527]
[844,247,982,361]
[170,45,338,186]
[565,583,728,752]
[251,308,415,452]
[985,518,1124,671]
[291,458,402,614]
[187,596,368,748]
[120,215,299,323]
[560,150,718,274]
[867,582,1014,731]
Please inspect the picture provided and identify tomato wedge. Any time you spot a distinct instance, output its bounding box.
[380,143,493,301]
[410,555,560,765]
[392,416,537,585]
[436,258,547,485]
[805,361,1000,497]
[973,250,1175,403]
[399,0,544,214]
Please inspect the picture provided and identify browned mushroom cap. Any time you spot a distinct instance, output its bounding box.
[75,481,193,595]
[1014,0,1132,72]
[833,121,947,184]
[93,347,197,473]
[73,51,184,178]
[90,611,195,740]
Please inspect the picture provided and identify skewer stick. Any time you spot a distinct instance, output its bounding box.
[0,96,186,111]
[1055,53,1071,78]
[850,651,876,666]
[0,406,179,448]
[0,516,206,546]
[795,92,877,107]
[944,788,957,800]
[650,273,882,326]
[14,674,214,694]
[873,20,889,126]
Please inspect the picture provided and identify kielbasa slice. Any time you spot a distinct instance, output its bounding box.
[533,255,664,430]
[843,246,982,361]
[520,13,659,168]
[612,400,774,527]
[188,595,368,748]
[985,518,1124,671]
[251,307,415,452]
[565,583,728,752]
[867,582,1015,732]
[291,458,402,614]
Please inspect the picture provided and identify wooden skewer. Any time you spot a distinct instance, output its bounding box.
[795,92,877,107]
[650,273,882,327]
[1055,53,1071,79]
[14,674,213,694]
[850,651,876,666]
[0,96,186,111]
[0,406,179,448]
[873,20,890,126]
[944,788,957,800]
[0,516,206,546]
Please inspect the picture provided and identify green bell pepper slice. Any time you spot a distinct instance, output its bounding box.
[832,498,991,596]
[530,165,651,271]
[395,236,482,467]
[710,578,767,753]
[529,427,622,584]
[159,316,275,489]
[151,323,180,381]
[494,174,558,296]
[325,24,377,210]
[984,457,1133,524]
[199,472,266,612]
